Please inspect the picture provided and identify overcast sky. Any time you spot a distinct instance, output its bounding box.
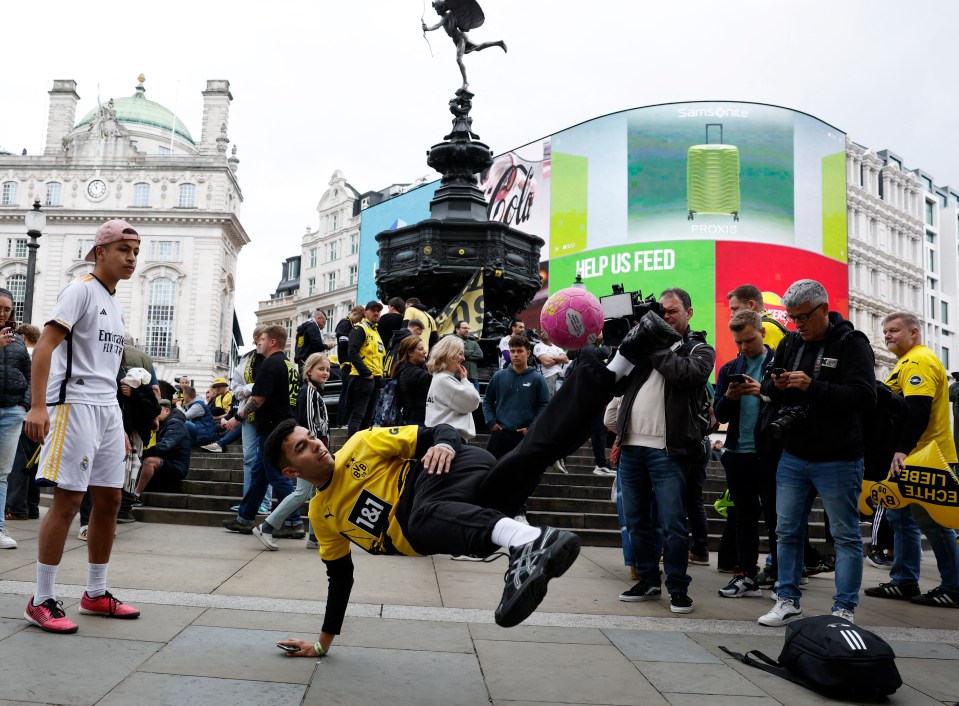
[2,1,956,339]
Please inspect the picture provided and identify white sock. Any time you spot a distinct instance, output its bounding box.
[491,518,541,549]
[34,562,59,605]
[86,562,109,598]
[607,353,635,381]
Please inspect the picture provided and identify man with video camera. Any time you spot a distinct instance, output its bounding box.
[756,279,876,627]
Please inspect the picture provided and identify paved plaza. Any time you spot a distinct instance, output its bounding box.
[0,517,957,705]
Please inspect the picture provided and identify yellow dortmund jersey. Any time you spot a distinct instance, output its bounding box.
[885,344,958,463]
[760,311,787,350]
[308,425,421,561]
[349,321,385,377]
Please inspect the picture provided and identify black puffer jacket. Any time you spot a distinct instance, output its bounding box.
[0,335,31,409]
[394,362,432,425]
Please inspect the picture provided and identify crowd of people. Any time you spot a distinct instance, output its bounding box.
[4,218,956,655]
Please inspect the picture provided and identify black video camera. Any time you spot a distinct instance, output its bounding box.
[600,285,666,347]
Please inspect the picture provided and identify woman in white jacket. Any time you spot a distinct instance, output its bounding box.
[425,336,481,441]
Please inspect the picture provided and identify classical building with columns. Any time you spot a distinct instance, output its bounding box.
[0,76,249,388]
[846,138,959,377]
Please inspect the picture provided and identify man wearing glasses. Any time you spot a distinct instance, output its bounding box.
[757,279,876,627]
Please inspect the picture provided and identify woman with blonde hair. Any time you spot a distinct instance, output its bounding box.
[425,335,481,440]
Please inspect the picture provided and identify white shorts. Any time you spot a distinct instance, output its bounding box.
[36,404,125,492]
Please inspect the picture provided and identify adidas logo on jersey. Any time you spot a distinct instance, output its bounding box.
[100,308,108,315]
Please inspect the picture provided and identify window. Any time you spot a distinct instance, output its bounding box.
[348,264,358,286]
[943,301,950,326]
[327,241,339,261]
[925,200,934,226]
[178,183,196,208]
[325,309,334,331]
[1,181,17,206]
[361,196,370,209]
[158,146,171,156]
[943,347,951,369]
[6,238,26,258]
[149,240,181,261]
[330,212,339,232]
[327,271,337,292]
[930,295,936,317]
[926,230,936,243]
[928,277,938,290]
[309,247,317,268]
[44,182,62,206]
[77,239,94,260]
[929,249,936,273]
[307,277,316,296]
[6,274,25,322]
[940,193,949,208]
[350,233,359,254]
[287,259,299,280]
[145,278,176,358]
[133,182,150,207]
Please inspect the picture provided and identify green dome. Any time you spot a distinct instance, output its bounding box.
[75,87,194,144]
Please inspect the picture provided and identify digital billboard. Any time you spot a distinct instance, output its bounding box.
[361,101,848,371]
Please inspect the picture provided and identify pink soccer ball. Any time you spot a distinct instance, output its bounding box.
[540,285,604,350]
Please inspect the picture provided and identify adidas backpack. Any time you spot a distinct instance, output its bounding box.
[721,615,901,699]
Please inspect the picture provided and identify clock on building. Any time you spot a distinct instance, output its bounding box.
[86,179,107,200]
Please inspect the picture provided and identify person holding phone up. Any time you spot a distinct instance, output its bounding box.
[713,310,776,600]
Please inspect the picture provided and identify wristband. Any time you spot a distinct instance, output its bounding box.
[314,641,326,657]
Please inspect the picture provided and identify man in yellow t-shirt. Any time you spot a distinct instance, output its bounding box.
[865,311,959,609]
[727,284,788,351]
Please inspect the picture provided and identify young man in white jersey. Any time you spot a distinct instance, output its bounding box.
[22,219,142,634]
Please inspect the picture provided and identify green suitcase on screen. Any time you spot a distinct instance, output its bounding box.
[687,123,740,221]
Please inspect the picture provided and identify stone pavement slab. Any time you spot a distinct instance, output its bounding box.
[887,639,959,659]
[0,631,160,705]
[895,657,959,703]
[634,660,767,697]
[67,602,204,642]
[469,622,611,644]
[139,625,317,684]
[302,646,488,706]
[602,628,721,663]
[661,696,780,706]
[475,639,669,705]
[97,672,307,706]
[0,617,25,640]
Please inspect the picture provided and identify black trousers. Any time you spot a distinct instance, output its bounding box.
[6,431,39,517]
[337,375,352,427]
[397,355,616,557]
[346,376,378,438]
[685,456,709,556]
[721,451,777,578]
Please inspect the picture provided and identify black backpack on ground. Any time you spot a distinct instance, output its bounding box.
[720,615,901,700]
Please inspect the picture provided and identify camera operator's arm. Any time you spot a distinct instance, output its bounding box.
[649,340,715,389]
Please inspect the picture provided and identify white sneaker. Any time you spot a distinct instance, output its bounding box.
[252,524,278,551]
[201,442,222,453]
[0,528,17,549]
[758,599,802,626]
[831,608,855,623]
[592,465,614,476]
[77,526,88,542]
[513,514,529,525]
[552,459,568,474]
[306,537,319,550]
[450,554,487,562]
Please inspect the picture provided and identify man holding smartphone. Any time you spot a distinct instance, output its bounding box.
[713,310,775,599]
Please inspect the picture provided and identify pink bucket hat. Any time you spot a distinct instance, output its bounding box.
[84,219,140,262]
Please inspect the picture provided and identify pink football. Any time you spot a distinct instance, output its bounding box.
[540,285,604,349]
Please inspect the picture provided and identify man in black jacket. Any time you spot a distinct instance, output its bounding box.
[294,310,332,370]
[757,279,876,627]
[134,401,191,495]
[611,288,714,615]
[334,306,364,426]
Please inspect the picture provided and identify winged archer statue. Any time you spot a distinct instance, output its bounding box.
[422,0,507,90]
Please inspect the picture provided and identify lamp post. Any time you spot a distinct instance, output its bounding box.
[23,198,46,324]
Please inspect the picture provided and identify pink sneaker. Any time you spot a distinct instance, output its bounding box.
[79,590,141,619]
[25,598,79,634]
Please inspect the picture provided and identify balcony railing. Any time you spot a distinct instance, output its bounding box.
[143,342,179,361]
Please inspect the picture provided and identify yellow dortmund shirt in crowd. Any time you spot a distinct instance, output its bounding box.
[885,343,958,463]
[309,425,421,561]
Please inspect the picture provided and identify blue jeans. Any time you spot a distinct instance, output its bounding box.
[241,421,271,505]
[775,450,863,611]
[237,435,299,525]
[218,424,242,448]
[618,445,690,594]
[265,475,312,532]
[888,505,959,592]
[0,406,27,531]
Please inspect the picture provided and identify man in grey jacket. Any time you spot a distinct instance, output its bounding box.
[452,321,484,389]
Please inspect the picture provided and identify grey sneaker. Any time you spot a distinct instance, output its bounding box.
[619,580,661,602]
[718,574,762,598]
[831,608,855,623]
[758,599,802,626]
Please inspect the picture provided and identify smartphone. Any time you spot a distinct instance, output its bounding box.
[3,320,15,330]
[276,644,299,653]
[771,367,786,377]
[727,374,747,384]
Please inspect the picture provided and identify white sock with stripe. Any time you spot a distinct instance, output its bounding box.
[491,518,540,549]
[86,563,108,598]
[34,562,59,605]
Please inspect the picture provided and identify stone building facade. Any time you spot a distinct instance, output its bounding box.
[0,77,249,388]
